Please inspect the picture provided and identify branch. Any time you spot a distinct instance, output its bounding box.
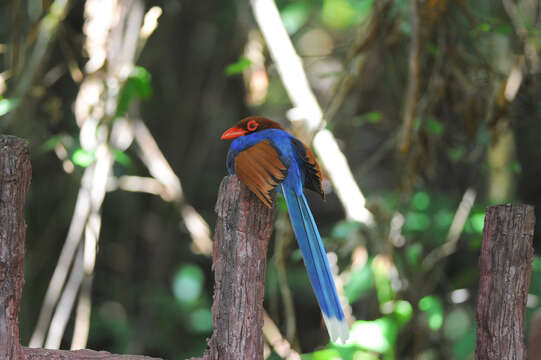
[30,1,170,348]
[29,164,93,347]
[132,118,213,255]
[422,188,476,269]
[262,312,301,360]
[250,0,374,225]
[325,0,392,125]
[475,204,535,360]
[192,176,274,360]
[4,0,71,127]
[398,0,421,153]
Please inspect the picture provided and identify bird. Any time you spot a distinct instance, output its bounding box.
[221,116,349,343]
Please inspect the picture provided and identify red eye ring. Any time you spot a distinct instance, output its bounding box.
[247,120,259,131]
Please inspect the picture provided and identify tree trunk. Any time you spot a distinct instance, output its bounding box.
[475,204,535,360]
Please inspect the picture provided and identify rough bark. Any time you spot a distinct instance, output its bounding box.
[0,347,161,360]
[0,135,31,360]
[193,175,274,360]
[475,204,535,360]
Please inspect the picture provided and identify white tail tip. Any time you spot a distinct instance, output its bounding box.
[323,315,350,344]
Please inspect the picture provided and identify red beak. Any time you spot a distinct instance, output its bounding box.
[221,126,247,140]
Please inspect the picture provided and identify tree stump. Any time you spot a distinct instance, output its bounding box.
[194,175,274,360]
[475,204,535,360]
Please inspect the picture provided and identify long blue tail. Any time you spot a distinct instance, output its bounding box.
[282,185,349,343]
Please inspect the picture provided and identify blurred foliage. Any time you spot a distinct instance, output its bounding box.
[225,56,252,76]
[0,96,19,116]
[2,0,541,359]
[116,66,153,117]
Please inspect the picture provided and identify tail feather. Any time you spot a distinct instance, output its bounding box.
[282,185,349,343]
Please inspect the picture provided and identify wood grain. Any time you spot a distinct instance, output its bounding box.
[0,135,31,360]
[475,204,535,360]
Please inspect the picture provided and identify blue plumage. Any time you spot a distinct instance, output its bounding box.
[222,117,349,343]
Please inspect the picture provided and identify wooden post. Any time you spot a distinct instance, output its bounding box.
[0,135,162,360]
[0,135,31,360]
[194,175,274,360]
[475,204,535,360]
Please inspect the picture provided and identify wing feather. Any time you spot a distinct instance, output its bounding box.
[291,139,324,199]
[234,140,287,208]
[249,144,287,181]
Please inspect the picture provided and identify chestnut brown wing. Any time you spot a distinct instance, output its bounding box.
[234,140,288,208]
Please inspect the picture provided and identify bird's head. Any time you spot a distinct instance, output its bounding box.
[221,116,284,140]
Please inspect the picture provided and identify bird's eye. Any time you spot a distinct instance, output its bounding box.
[247,120,259,131]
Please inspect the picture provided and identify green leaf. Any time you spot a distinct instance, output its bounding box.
[349,318,396,353]
[393,300,413,326]
[353,111,382,126]
[0,97,20,116]
[435,208,454,229]
[372,259,394,305]
[406,243,423,267]
[331,220,362,239]
[404,211,430,232]
[173,264,204,306]
[40,135,67,153]
[478,23,491,32]
[469,213,485,234]
[189,308,213,333]
[424,118,444,136]
[276,193,288,213]
[508,160,522,174]
[113,149,133,167]
[412,191,430,211]
[492,24,513,35]
[321,0,357,29]
[280,2,310,34]
[344,260,373,303]
[346,302,412,355]
[303,345,378,360]
[347,0,374,19]
[225,56,252,76]
[72,149,95,167]
[418,295,443,331]
[452,325,476,359]
[528,256,541,296]
[448,147,465,162]
[116,66,152,117]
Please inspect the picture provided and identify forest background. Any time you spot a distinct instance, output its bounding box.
[1,0,541,359]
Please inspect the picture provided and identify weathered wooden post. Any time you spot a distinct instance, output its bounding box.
[196,175,274,360]
[0,135,162,360]
[0,135,31,360]
[475,204,535,360]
